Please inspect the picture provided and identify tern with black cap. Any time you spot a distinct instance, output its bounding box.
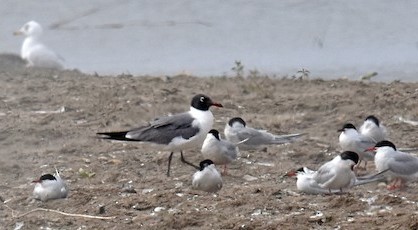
[368,140,418,190]
[311,151,359,193]
[33,169,68,201]
[224,117,303,149]
[192,159,223,193]
[359,115,388,143]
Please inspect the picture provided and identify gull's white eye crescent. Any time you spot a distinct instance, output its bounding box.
[200,96,205,102]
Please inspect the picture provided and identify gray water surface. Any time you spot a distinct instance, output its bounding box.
[2,0,418,81]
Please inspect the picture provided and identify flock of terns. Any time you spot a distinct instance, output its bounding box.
[11,21,417,200]
[31,94,417,201]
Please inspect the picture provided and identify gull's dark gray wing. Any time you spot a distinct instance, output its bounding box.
[98,112,199,145]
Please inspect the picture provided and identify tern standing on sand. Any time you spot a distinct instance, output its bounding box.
[201,129,245,174]
[312,151,359,193]
[369,140,418,190]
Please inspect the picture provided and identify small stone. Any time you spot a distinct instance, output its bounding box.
[121,184,137,193]
[154,207,165,212]
[243,175,258,181]
[141,189,154,194]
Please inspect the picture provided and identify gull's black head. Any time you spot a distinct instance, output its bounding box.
[365,115,380,126]
[338,123,357,132]
[191,94,223,111]
[199,159,214,171]
[375,140,396,151]
[228,117,246,127]
[340,151,359,165]
[208,129,220,140]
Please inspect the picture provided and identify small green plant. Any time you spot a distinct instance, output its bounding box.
[296,68,310,79]
[78,168,96,178]
[360,72,378,81]
[231,60,244,77]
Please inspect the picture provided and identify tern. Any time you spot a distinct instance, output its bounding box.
[97,94,223,176]
[14,21,64,69]
[192,159,223,193]
[287,166,386,194]
[311,151,359,193]
[368,140,418,190]
[338,123,376,166]
[224,117,304,149]
[201,129,247,174]
[33,169,68,201]
[359,115,388,143]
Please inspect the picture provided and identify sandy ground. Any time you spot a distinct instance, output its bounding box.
[0,54,417,229]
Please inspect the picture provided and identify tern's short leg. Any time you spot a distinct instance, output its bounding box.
[387,178,402,190]
[222,165,227,175]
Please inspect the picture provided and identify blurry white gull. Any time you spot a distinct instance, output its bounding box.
[14,20,64,69]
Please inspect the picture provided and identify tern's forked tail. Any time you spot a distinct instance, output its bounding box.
[272,133,306,144]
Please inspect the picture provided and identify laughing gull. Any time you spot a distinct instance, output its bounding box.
[33,169,68,201]
[192,159,223,193]
[224,117,304,149]
[97,94,223,176]
[14,21,64,69]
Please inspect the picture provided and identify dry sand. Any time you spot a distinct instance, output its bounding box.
[0,54,417,229]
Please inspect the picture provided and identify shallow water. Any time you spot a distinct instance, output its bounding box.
[2,0,418,81]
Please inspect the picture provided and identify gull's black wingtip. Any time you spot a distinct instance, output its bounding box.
[96,131,131,141]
